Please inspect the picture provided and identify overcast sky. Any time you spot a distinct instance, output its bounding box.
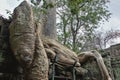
[0,0,23,17]
[0,0,120,30]
[0,0,120,47]
[100,0,120,31]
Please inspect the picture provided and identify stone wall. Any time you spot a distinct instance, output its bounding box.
[104,44,120,80]
[81,43,120,80]
[110,44,120,80]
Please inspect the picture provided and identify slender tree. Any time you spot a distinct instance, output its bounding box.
[43,0,57,40]
[57,0,111,52]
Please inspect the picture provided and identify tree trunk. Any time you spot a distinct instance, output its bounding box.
[42,0,57,40]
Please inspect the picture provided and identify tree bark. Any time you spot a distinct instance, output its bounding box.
[42,37,80,67]
[42,0,57,40]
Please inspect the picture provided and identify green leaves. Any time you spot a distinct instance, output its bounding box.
[31,0,111,52]
[57,0,111,52]
[68,0,83,15]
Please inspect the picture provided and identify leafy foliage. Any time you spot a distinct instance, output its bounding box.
[31,0,55,21]
[56,0,111,52]
[30,0,111,52]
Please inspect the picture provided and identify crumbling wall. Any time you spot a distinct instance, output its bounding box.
[81,43,120,80]
[110,44,120,80]
[101,44,120,80]
[81,59,102,80]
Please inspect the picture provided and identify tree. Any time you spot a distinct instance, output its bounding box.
[57,0,111,52]
[42,0,57,40]
[93,29,120,49]
[31,0,57,39]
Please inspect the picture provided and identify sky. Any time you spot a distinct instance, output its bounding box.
[0,0,24,17]
[99,0,120,47]
[0,0,120,47]
[100,0,120,31]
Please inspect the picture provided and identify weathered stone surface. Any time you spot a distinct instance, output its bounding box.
[75,38,120,80]
[110,44,120,57]
[110,44,120,80]
[82,60,102,80]
[0,16,23,79]
[9,1,35,67]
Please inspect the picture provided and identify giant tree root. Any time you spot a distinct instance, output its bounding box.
[42,38,112,80]
[42,37,80,67]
